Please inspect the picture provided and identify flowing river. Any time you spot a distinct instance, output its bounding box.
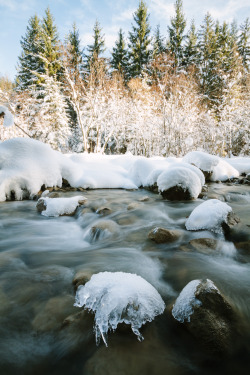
[0,183,250,375]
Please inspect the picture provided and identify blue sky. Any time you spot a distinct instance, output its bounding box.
[0,0,249,80]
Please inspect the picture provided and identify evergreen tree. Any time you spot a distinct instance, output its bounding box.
[16,15,44,90]
[152,25,166,59]
[183,20,197,67]
[41,7,62,78]
[110,29,129,77]
[84,20,106,72]
[128,0,151,78]
[65,23,83,78]
[238,18,250,69]
[197,13,220,105]
[168,0,186,67]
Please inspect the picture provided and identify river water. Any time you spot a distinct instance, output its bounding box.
[0,183,250,375]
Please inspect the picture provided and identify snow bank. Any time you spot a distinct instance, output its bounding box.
[183,150,239,181]
[225,157,250,175]
[0,138,64,201]
[74,272,165,346]
[185,199,232,232]
[39,196,87,217]
[0,105,14,128]
[172,279,218,323]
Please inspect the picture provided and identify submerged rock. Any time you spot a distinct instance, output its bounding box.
[91,220,119,240]
[148,227,181,244]
[96,207,112,216]
[127,202,141,210]
[189,238,218,253]
[172,279,238,355]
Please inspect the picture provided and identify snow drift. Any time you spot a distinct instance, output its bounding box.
[74,272,165,346]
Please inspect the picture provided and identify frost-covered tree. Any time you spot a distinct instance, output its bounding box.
[110,29,129,78]
[128,0,151,78]
[238,18,250,70]
[168,0,186,67]
[84,20,106,73]
[16,15,44,90]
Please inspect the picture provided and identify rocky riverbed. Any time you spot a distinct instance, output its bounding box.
[0,182,250,375]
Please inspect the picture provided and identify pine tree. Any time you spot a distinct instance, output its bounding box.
[197,13,220,105]
[16,15,44,90]
[41,7,62,78]
[84,20,106,72]
[168,0,186,67]
[66,23,83,75]
[238,18,250,70]
[110,29,129,77]
[152,25,165,59]
[128,0,151,78]
[183,20,197,67]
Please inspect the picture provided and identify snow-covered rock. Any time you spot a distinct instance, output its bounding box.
[185,199,233,232]
[157,164,203,200]
[0,106,14,128]
[37,196,87,217]
[74,272,165,346]
[172,279,237,355]
[183,151,239,181]
[225,157,250,175]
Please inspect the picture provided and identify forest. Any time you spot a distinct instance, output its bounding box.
[0,0,250,157]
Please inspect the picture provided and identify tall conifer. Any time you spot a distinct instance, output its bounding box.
[111,29,129,77]
[168,0,186,67]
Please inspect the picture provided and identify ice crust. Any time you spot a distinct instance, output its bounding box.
[74,272,165,346]
[39,196,86,217]
[0,106,14,128]
[185,199,232,232]
[172,279,218,323]
[0,137,248,202]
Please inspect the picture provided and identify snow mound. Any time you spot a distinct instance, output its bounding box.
[39,196,86,217]
[185,199,232,232]
[0,138,64,201]
[157,164,203,199]
[225,157,250,175]
[74,272,165,346]
[172,279,218,323]
[0,105,14,128]
[211,159,239,181]
[183,151,219,172]
[183,151,239,181]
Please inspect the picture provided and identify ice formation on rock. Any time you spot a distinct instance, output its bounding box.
[38,196,87,217]
[74,271,165,346]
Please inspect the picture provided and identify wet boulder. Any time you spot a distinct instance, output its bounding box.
[72,270,93,291]
[91,220,119,240]
[148,227,181,244]
[96,207,112,216]
[172,279,238,356]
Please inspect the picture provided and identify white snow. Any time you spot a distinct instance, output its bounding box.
[185,199,232,232]
[39,196,86,217]
[172,279,218,323]
[0,106,14,128]
[183,150,239,181]
[0,137,249,202]
[183,151,219,172]
[157,165,203,199]
[74,271,165,346]
[225,157,250,175]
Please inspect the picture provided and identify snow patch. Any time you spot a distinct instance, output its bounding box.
[185,199,232,232]
[0,106,14,128]
[74,271,165,346]
[172,280,201,323]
